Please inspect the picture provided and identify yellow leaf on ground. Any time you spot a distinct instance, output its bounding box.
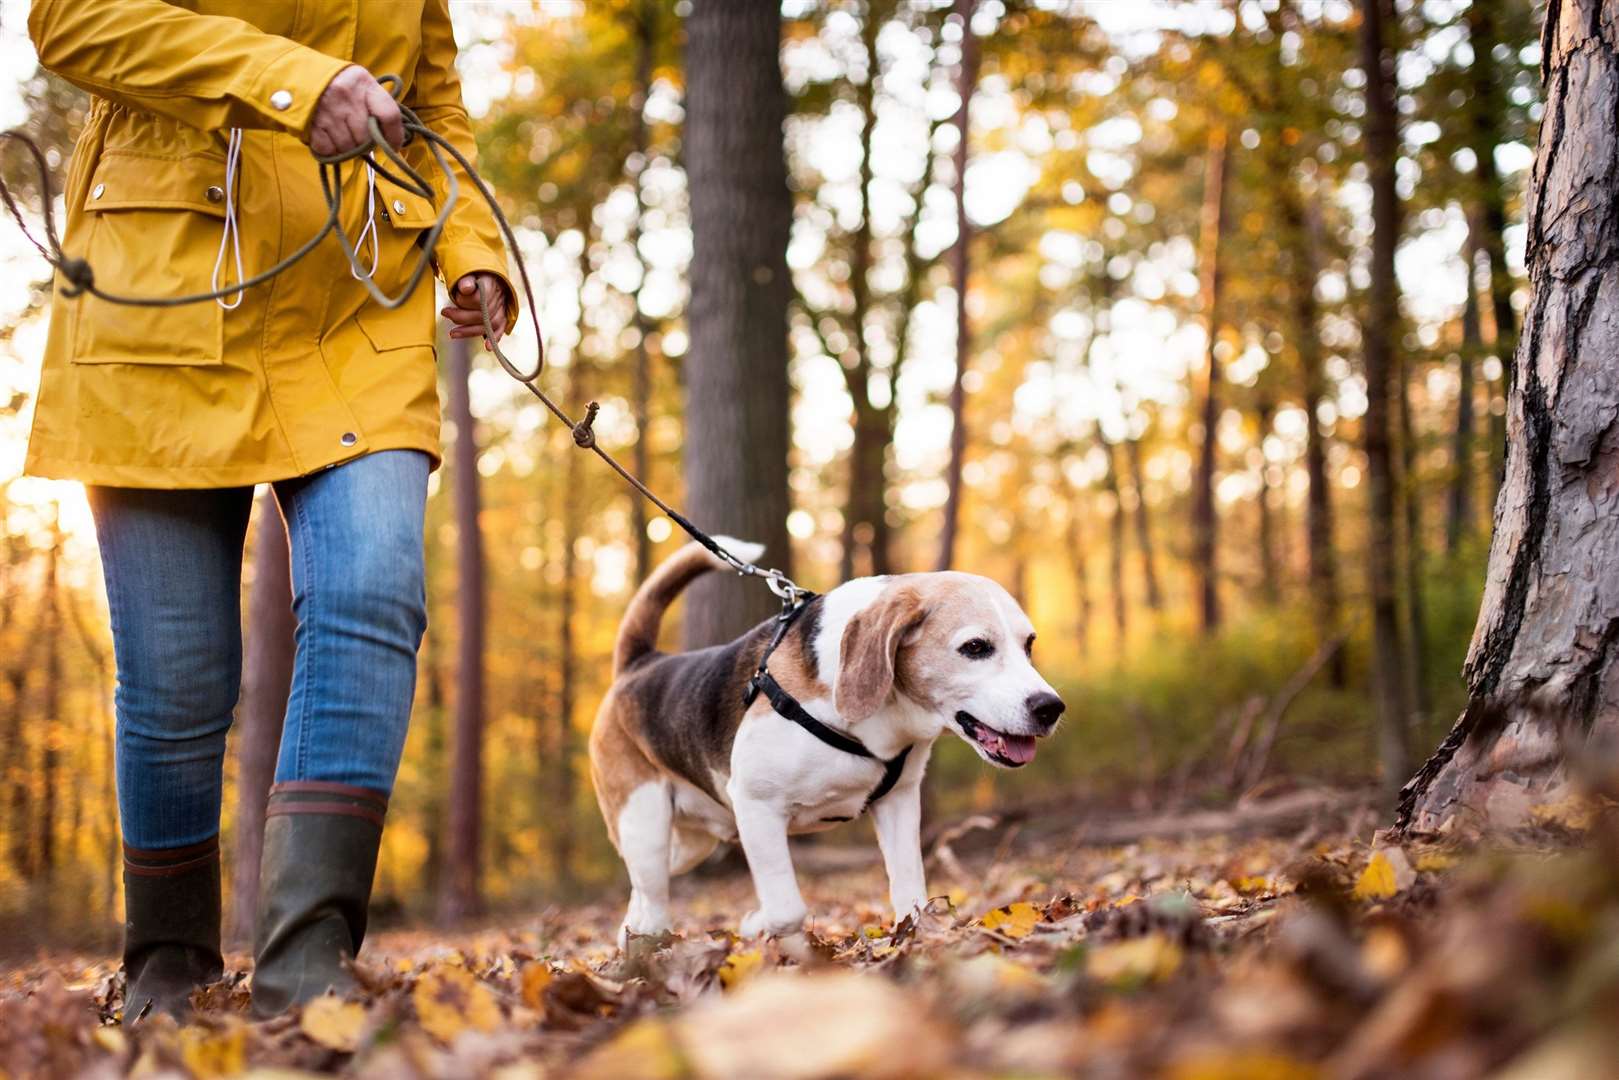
[1165,1048,1321,1080]
[299,995,366,1053]
[572,1019,685,1080]
[980,901,1042,938]
[1414,851,1459,872]
[946,887,968,909]
[1352,852,1399,901]
[1086,933,1183,987]
[519,961,554,1010]
[177,1022,246,1079]
[718,950,764,990]
[1231,875,1271,895]
[413,965,502,1044]
[1531,795,1599,831]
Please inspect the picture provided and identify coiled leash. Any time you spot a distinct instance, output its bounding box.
[0,74,808,606]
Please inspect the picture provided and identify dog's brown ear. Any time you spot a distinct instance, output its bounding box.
[835,585,927,723]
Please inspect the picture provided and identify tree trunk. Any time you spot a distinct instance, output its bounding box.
[682,0,794,646]
[1397,339,1431,721]
[1067,494,1092,656]
[228,496,294,945]
[1100,434,1128,654]
[1446,226,1483,554]
[628,0,656,584]
[1255,397,1280,603]
[440,335,485,920]
[37,509,61,886]
[1401,0,1619,834]
[1193,126,1230,634]
[1466,0,1518,502]
[936,0,979,573]
[1123,436,1162,612]
[1361,0,1413,793]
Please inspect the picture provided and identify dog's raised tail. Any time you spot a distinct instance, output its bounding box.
[613,536,766,674]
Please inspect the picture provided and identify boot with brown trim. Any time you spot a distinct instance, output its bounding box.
[121,836,224,1023]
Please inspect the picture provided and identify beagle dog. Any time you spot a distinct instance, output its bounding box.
[588,539,1065,941]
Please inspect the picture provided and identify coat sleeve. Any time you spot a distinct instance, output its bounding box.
[405,0,518,319]
[28,0,350,137]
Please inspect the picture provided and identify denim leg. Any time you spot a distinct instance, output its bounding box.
[87,486,253,850]
[272,450,430,791]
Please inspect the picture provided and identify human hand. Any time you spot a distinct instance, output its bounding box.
[309,66,403,157]
[443,273,509,347]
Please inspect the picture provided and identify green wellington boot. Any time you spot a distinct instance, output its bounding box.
[121,836,224,1022]
[250,782,388,1018]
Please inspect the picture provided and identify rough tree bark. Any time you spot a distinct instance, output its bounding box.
[936,0,979,573]
[1401,0,1619,833]
[441,335,485,920]
[682,0,794,646]
[1192,126,1230,634]
[1446,225,1483,554]
[1361,0,1413,791]
[228,496,294,945]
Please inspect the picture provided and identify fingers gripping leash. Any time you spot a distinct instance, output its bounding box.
[0,76,805,601]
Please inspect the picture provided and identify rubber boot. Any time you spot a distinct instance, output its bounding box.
[250,782,388,1018]
[121,836,224,1023]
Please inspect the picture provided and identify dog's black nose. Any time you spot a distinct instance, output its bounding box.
[1027,691,1065,729]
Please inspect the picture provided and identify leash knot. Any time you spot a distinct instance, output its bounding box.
[572,401,600,448]
[57,256,94,296]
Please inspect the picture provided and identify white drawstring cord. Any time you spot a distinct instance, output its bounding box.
[211,127,245,310]
[351,161,380,281]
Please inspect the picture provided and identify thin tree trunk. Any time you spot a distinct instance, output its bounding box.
[37,508,61,886]
[1401,1,1619,833]
[1193,126,1230,634]
[441,335,485,921]
[936,0,979,573]
[228,496,294,945]
[1360,0,1412,793]
[1067,494,1092,656]
[628,0,656,584]
[1466,0,1517,502]
[1123,436,1162,612]
[1100,433,1128,654]
[1255,396,1279,603]
[1397,340,1431,721]
[682,0,794,646]
[1447,226,1483,554]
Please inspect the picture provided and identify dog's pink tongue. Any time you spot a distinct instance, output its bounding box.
[1002,734,1037,764]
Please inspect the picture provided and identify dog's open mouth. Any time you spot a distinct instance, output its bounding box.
[954,711,1038,767]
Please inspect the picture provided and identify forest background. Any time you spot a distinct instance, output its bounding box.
[0,0,1540,954]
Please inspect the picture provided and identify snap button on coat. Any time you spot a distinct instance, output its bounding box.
[24,0,516,489]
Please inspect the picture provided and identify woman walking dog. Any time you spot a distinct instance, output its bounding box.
[25,1,512,1020]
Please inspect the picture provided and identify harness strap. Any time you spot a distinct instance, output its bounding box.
[742,599,913,812]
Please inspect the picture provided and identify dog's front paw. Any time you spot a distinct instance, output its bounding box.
[739,907,803,939]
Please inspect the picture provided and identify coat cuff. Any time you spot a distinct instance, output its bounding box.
[435,245,520,326]
[243,42,352,137]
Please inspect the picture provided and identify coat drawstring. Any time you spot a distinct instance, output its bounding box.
[211,127,245,310]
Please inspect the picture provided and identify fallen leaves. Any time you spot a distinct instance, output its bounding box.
[413,965,503,1044]
[300,995,367,1053]
[978,900,1041,938]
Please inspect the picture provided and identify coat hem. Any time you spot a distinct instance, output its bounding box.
[25,434,443,490]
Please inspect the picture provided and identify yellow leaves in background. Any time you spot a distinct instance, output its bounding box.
[1352,848,1414,902]
[299,995,367,1053]
[1086,933,1184,988]
[717,950,763,990]
[980,900,1042,938]
[413,965,502,1044]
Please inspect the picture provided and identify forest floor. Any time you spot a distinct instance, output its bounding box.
[2,785,1617,1079]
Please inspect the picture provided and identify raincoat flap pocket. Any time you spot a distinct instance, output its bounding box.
[83,152,230,219]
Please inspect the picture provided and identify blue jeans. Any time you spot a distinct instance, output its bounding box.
[88,450,429,850]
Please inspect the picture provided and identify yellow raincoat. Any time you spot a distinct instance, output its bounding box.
[24,0,513,488]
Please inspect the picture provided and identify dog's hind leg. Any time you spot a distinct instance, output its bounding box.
[616,780,675,942]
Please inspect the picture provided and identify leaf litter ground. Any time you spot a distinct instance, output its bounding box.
[4,787,1618,1079]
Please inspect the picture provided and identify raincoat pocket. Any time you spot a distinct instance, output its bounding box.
[70,151,229,366]
[355,184,437,353]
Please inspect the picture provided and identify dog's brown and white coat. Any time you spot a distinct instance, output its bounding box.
[589,540,1065,940]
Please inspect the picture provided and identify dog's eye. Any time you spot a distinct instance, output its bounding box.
[1025,634,1036,658]
[958,638,995,660]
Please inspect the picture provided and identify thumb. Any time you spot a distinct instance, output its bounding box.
[458,275,479,295]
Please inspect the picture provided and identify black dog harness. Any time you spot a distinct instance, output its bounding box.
[742,596,913,815]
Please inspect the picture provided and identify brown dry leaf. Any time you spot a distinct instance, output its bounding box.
[1165,1048,1322,1080]
[177,1021,247,1079]
[1086,933,1184,987]
[299,995,367,1053]
[518,962,553,1010]
[673,971,952,1080]
[717,950,763,991]
[980,900,1042,938]
[413,965,502,1045]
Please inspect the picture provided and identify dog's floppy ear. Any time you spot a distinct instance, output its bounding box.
[835,584,927,723]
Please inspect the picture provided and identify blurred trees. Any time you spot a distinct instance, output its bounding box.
[0,0,1548,939]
